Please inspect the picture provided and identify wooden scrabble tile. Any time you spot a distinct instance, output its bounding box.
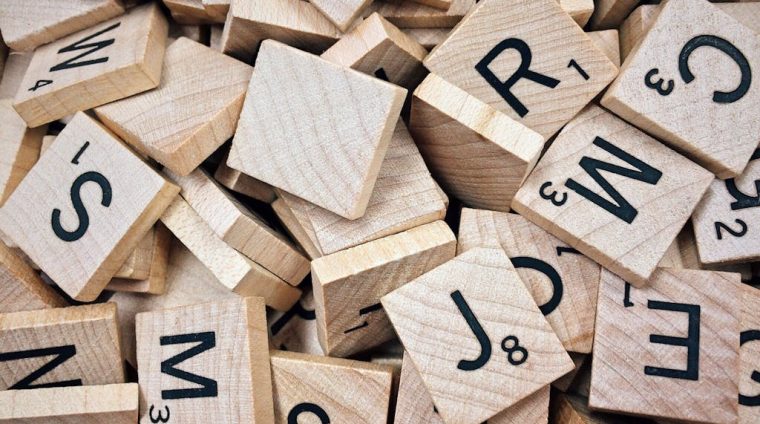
[0,113,179,301]
[106,223,172,294]
[382,248,573,424]
[95,38,251,176]
[111,226,156,281]
[321,13,428,90]
[269,288,324,355]
[551,393,649,424]
[394,351,551,424]
[367,0,474,28]
[589,0,638,30]
[111,239,239,367]
[203,0,230,22]
[136,297,274,424]
[619,5,659,62]
[410,73,544,211]
[160,196,300,311]
[219,0,341,62]
[402,28,449,50]
[275,120,446,254]
[166,168,309,285]
[602,0,760,178]
[40,135,56,156]
[0,0,125,51]
[13,3,168,127]
[458,209,600,353]
[590,268,741,423]
[271,198,323,260]
[0,241,66,313]
[310,0,373,32]
[587,30,621,68]
[164,0,219,24]
[227,41,405,220]
[424,0,617,140]
[312,220,456,357]
[692,150,760,265]
[169,23,207,43]
[411,0,453,11]
[0,383,138,423]
[0,99,44,205]
[0,303,124,390]
[553,352,586,392]
[214,151,276,203]
[270,350,393,423]
[209,24,224,51]
[512,105,713,286]
[0,52,31,99]
[740,284,760,424]
[668,222,755,282]
[560,0,594,27]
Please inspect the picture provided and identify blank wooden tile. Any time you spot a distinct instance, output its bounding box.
[551,393,648,424]
[111,226,156,281]
[110,240,239,368]
[587,30,621,68]
[0,113,179,301]
[402,28,449,50]
[321,13,428,90]
[0,99,44,205]
[740,284,760,424]
[367,0,474,28]
[160,196,300,311]
[0,383,138,423]
[382,248,573,424]
[203,0,230,22]
[106,223,172,294]
[312,220,456,357]
[394,352,550,424]
[692,151,760,265]
[269,288,324,355]
[512,105,713,286]
[559,0,594,27]
[220,0,341,62]
[310,0,373,32]
[410,73,544,211]
[0,241,66,313]
[0,52,32,99]
[458,209,600,353]
[271,198,323,260]
[276,120,446,254]
[136,297,274,424]
[270,350,393,424]
[95,37,252,176]
[590,268,741,423]
[589,0,638,30]
[228,40,405,220]
[214,151,276,203]
[602,0,760,178]
[0,303,124,390]
[424,0,618,139]
[0,0,124,51]
[166,168,308,285]
[164,0,218,24]
[13,3,168,127]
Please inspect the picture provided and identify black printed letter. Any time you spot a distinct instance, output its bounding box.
[160,332,218,400]
[644,300,700,381]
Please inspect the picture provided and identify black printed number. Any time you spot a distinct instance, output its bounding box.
[715,218,748,240]
[149,405,170,423]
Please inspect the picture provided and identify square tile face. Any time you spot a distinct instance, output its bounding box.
[227,40,406,220]
[136,298,274,424]
[270,351,393,424]
[602,0,760,178]
[381,248,572,424]
[692,150,760,265]
[13,3,167,127]
[95,37,253,176]
[423,0,617,139]
[512,105,713,286]
[458,209,600,353]
[0,303,123,390]
[268,288,324,356]
[0,113,178,301]
[590,268,741,423]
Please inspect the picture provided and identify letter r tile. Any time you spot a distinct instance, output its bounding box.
[423,0,618,139]
[512,105,713,286]
[590,268,741,423]
[381,248,573,424]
